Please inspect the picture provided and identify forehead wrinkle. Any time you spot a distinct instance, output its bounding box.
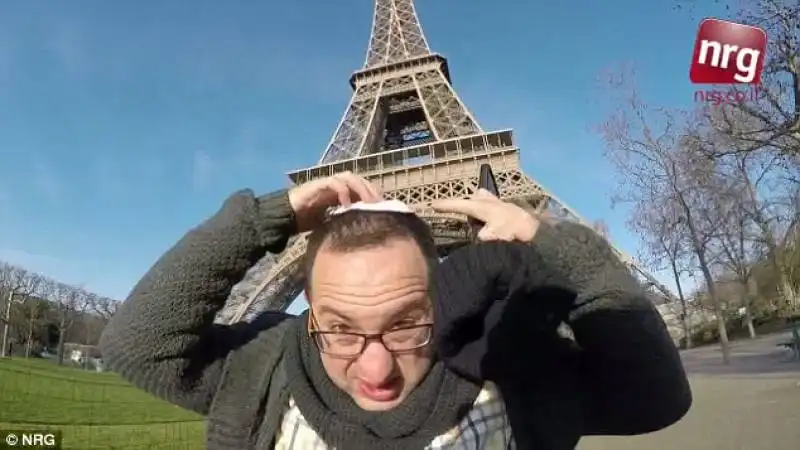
[314,282,427,307]
[317,273,425,290]
[316,289,424,303]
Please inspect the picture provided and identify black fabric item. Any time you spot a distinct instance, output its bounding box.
[430,222,691,448]
[433,240,575,381]
[283,311,481,450]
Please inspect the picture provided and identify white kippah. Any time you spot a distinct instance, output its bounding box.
[329,200,414,216]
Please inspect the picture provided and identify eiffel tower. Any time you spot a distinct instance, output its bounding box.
[216,0,673,324]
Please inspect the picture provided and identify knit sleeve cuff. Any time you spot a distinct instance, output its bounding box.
[254,190,296,254]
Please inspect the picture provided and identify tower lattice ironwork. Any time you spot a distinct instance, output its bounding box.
[215,0,673,324]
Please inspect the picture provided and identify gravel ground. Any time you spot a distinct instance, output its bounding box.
[579,332,800,450]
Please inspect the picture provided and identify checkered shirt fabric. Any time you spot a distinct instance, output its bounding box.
[274,382,515,449]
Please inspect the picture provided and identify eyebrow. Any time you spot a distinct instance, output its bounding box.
[315,305,354,323]
[389,299,431,321]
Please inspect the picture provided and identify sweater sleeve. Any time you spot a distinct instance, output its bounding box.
[542,221,692,435]
[99,189,296,416]
[432,220,691,436]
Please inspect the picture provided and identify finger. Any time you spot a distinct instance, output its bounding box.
[476,227,513,242]
[360,178,384,202]
[341,173,382,200]
[498,232,515,242]
[327,177,353,206]
[431,198,493,222]
[476,227,494,242]
[333,173,370,204]
[337,173,379,203]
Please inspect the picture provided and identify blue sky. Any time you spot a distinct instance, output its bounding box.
[0,0,732,312]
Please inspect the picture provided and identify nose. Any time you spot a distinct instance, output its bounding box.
[356,340,396,384]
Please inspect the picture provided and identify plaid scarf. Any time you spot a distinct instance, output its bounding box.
[276,382,515,450]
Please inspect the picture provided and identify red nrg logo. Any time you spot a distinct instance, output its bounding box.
[689,18,767,84]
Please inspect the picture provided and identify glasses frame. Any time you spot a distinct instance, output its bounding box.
[307,311,433,357]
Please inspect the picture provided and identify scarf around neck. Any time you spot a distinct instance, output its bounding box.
[283,311,481,450]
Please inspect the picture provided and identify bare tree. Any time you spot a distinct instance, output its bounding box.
[0,262,44,357]
[50,283,89,365]
[693,118,800,315]
[630,201,696,347]
[1,260,120,360]
[784,221,800,289]
[690,0,800,159]
[599,69,733,363]
[705,177,762,337]
[678,0,800,318]
[770,214,800,299]
[19,275,49,357]
[76,293,118,347]
[89,295,120,322]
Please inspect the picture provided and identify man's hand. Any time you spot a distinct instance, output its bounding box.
[432,189,540,242]
[288,172,383,232]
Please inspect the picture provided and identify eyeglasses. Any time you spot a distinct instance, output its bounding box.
[307,312,433,357]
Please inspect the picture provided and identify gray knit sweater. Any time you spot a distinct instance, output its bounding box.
[99,189,691,449]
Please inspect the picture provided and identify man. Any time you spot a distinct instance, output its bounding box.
[100,172,691,449]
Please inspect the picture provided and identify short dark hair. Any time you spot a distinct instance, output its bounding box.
[302,211,438,294]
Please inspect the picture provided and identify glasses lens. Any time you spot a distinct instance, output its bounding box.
[382,326,432,351]
[314,333,364,356]
[312,325,432,356]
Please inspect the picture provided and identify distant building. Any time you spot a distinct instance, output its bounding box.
[655,302,683,345]
[63,343,104,371]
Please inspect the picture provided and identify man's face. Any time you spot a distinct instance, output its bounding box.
[308,237,434,412]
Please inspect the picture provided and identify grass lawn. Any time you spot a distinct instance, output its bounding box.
[0,357,205,449]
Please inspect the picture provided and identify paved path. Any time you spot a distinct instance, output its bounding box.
[579,332,800,450]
